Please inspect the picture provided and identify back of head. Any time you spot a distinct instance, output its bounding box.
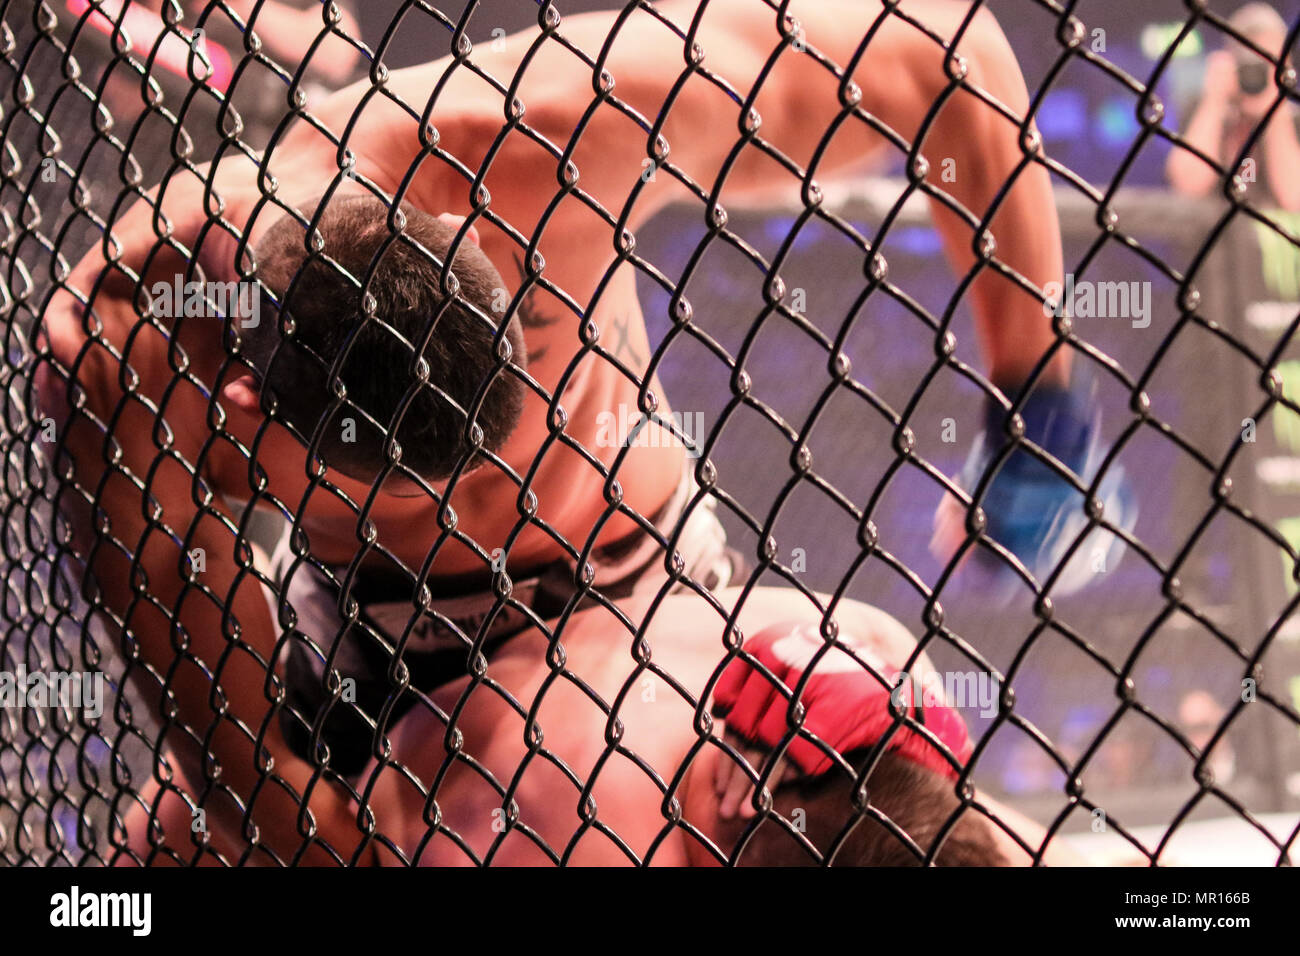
[243,195,525,486]
[1228,2,1287,40]
[1227,2,1288,52]
[733,752,1007,866]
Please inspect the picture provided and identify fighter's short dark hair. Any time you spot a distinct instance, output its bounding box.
[241,195,525,485]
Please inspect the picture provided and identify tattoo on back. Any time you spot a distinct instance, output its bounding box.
[608,312,646,372]
[507,256,645,373]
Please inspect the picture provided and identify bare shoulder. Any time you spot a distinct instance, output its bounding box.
[532,586,928,692]
[644,586,923,670]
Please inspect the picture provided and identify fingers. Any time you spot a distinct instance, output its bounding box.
[712,726,740,800]
[714,729,796,821]
[718,746,765,820]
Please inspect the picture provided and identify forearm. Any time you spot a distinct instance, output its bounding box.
[1262,111,1300,210]
[1167,97,1229,197]
[916,27,1067,388]
[84,453,358,863]
[665,0,1068,387]
[46,323,361,865]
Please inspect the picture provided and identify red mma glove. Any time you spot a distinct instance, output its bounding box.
[712,620,972,780]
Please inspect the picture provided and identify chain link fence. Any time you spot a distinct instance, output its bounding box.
[1,0,1299,866]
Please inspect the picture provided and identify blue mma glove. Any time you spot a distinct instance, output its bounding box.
[954,379,1136,597]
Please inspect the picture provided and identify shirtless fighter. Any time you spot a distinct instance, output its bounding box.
[123,587,1086,865]
[39,0,1111,862]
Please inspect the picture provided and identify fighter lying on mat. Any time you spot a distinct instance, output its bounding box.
[120,587,1085,865]
[39,0,1106,861]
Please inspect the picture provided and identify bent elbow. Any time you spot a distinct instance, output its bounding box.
[927,5,1031,120]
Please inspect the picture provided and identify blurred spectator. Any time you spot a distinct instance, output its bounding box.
[1166,3,1300,211]
[1178,689,1237,783]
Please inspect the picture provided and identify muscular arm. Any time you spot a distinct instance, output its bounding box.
[542,0,1068,386]
[1259,109,1300,211]
[1167,95,1231,199]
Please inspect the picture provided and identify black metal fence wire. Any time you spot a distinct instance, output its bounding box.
[1,0,1298,866]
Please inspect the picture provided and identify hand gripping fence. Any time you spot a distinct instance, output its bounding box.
[1,0,1298,867]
